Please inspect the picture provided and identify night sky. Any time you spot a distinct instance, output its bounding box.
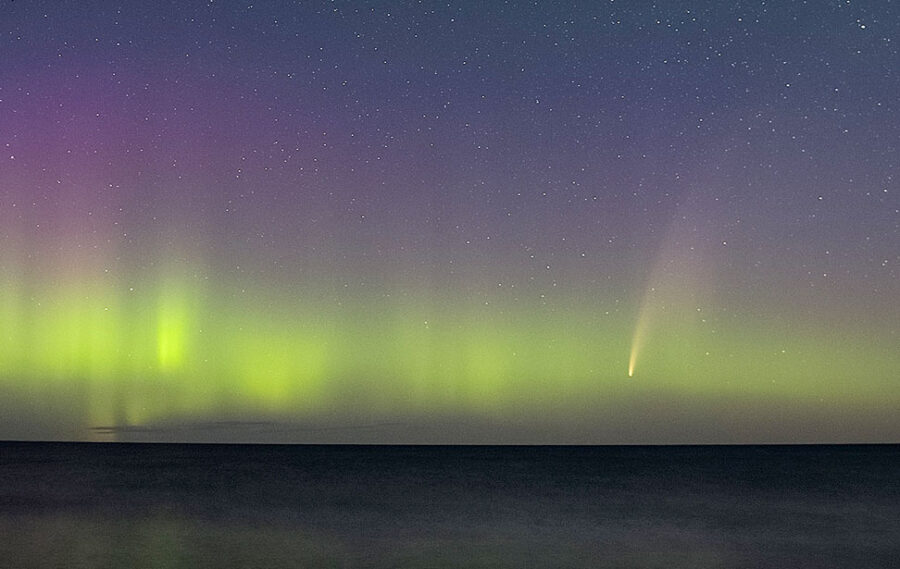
[1,1,897,443]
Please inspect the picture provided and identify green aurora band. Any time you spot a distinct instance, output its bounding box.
[1,261,897,442]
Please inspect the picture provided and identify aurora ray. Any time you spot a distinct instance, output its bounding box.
[0,1,897,443]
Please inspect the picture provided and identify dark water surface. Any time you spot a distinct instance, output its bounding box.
[0,443,897,568]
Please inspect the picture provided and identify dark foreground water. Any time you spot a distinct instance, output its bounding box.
[0,443,898,568]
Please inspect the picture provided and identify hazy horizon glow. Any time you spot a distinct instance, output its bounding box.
[1,1,897,443]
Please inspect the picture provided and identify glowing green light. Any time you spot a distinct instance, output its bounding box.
[156,281,193,373]
[1,271,897,440]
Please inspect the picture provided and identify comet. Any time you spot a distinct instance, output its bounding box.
[627,193,706,380]
[627,308,647,378]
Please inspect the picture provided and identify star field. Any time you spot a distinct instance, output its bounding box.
[0,1,897,442]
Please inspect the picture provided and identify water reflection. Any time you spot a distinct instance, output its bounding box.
[1,444,898,568]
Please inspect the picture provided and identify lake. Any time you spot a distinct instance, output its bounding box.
[1,443,897,568]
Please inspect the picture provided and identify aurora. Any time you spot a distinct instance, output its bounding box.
[1,0,897,443]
